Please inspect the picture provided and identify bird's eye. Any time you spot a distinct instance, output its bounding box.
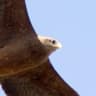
[52,40,56,44]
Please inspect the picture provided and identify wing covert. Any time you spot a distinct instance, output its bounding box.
[2,60,79,96]
[0,0,37,43]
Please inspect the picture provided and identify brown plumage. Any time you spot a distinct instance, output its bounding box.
[0,0,79,96]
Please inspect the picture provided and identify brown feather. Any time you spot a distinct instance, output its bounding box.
[2,60,79,96]
[0,0,47,77]
[0,0,79,96]
[0,0,36,47]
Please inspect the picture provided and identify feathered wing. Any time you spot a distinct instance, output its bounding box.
[37,60,79,96]
[2,60,79,96]
[0,0,36,41]
[0,0,42,77]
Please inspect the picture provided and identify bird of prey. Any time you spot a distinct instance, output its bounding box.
[0,0,79,96]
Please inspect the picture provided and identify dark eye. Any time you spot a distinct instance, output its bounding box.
[52,40,56,44]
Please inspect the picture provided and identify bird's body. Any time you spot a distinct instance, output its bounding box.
[0,0,79,96]
[0,34,48,77]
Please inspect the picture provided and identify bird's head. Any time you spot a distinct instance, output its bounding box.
[38,35,62,55]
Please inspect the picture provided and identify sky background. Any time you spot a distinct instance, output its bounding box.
[0,0,96,96]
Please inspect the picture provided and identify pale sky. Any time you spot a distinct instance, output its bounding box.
[0,0,96,96]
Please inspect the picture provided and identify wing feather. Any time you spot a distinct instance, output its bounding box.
[0,0,37,43]
[2,60,79,96]
[0,0,44,78]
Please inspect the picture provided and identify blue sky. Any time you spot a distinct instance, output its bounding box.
[0,0,96,96]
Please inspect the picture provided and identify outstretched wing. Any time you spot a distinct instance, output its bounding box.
[0,0,41,77]
[2,60,79,96]
[0,0,37,46]
[37,60,79,96]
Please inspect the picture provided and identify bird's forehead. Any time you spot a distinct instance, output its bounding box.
[38,36,56,41]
